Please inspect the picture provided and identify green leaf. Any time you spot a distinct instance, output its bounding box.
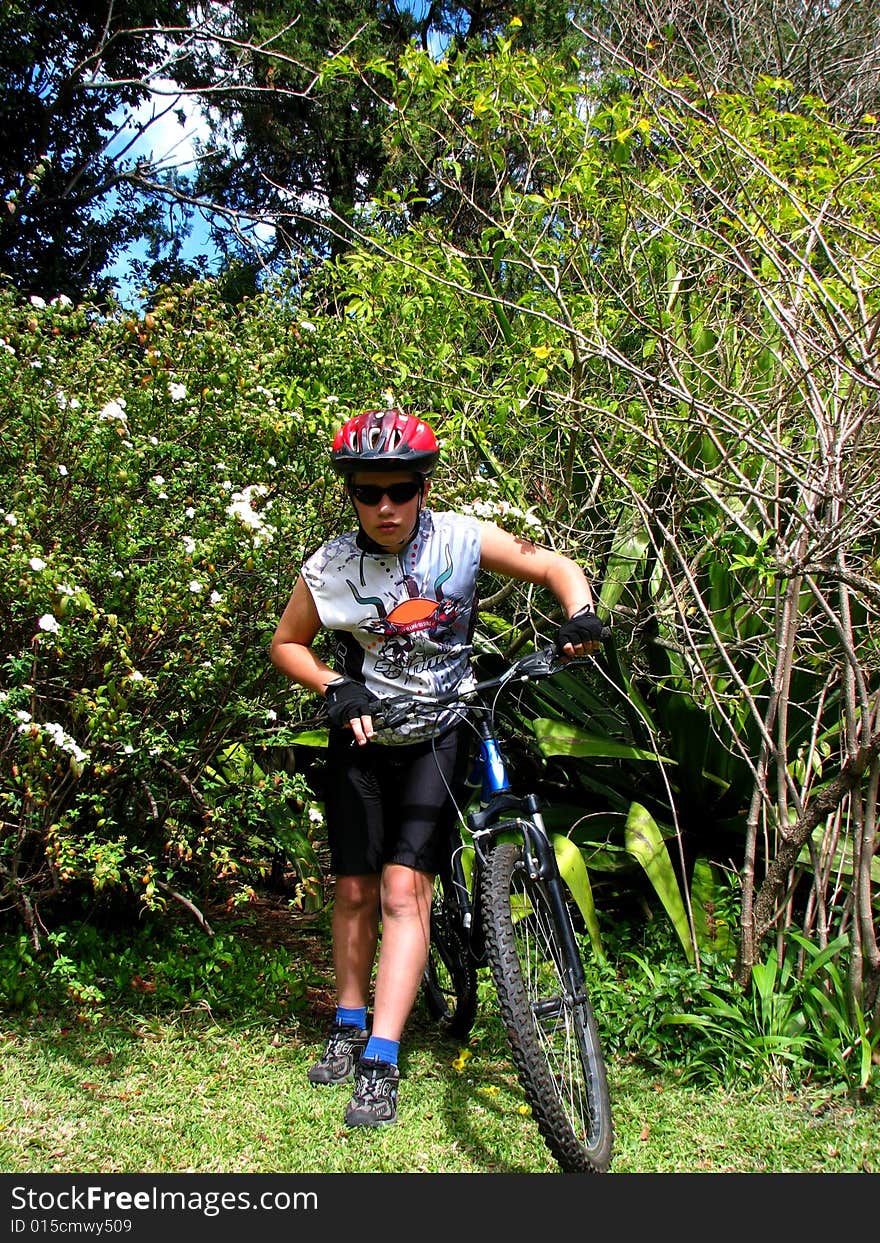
[532,718,673,763]
[624,802,695,962]
[597,509,651,619]
[279,729,329,748]
[797,824,880,885]
[551,833,604,960]
[690,856,737,958]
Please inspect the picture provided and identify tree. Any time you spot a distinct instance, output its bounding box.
[154,0,589,269]
[0,0,592,295]
[308,43,880,1031]
[0,0,195,301]
[579,0,880,124]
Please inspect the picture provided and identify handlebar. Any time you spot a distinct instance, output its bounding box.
[373,633,610,731]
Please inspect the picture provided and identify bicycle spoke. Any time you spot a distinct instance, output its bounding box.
[512,874,605,1151]
[421,882,478,1040]
[483,838,613,1172]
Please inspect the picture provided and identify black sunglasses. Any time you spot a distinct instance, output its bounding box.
[349,480,422,506]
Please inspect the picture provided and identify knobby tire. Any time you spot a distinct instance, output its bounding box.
[482,837,613,1173]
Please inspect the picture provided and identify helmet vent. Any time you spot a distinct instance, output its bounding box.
[330,408,440,476]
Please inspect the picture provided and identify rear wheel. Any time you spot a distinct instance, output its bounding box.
[482,836,613,1172]
[421,879,478,1040]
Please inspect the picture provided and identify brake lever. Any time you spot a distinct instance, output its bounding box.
[374,698,414,730]
[508,647,560,681]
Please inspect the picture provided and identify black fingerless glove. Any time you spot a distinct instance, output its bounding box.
[324,677,382,728]
[555,606,606,654]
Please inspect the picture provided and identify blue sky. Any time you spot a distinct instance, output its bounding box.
[106,80,218,305]
[106,2,445,306]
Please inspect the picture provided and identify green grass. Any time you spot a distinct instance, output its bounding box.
[1,903,879,1175]
[2,1005,878,1174]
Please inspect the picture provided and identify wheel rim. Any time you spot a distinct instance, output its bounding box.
[509,862,607,1156]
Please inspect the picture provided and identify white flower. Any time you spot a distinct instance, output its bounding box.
[129,670,144,681]
[308,806,324,824]
[169,382,187,402]
[15,709,32,723]
[209,590,222,604]
[42,721,88,763]
[227,487,276,543]
[300,320,316,332]
[149,435,159,445]
[28,556,47,572]
[51,294,72,308]
[184,506,195,518]
[57,583,74,596]
[462,500,494,519]
[189,580,203,593]
[99,399,127,423]
[19,718,89,764]
[182,536,196,554]
[57,464,68,476]
[5,512,17,526]
[37,613,60,633]
[267,456,277,467]
[29,295,47,309]
[267,709,277,721]
[123,744,134,754]
[152,475,165,486]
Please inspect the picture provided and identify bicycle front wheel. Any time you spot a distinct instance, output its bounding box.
[421,879,479,1041]
[482,838,613,1172]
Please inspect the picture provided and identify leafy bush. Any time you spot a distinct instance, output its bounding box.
[0,917,317,1024]
[587,921,879,1097]
[0,281,355,941]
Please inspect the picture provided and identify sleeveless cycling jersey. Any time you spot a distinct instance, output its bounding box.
[301,510,482,743]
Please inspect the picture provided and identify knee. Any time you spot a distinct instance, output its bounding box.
[334,874,380,919]
[380,865,433,922]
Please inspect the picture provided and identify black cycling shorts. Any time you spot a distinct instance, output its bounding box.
[325,725,468,876]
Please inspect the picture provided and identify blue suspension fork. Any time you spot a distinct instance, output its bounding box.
[470,715,586,993]
[450,713,511,948]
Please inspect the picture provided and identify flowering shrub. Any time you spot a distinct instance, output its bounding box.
[0,280,362,943]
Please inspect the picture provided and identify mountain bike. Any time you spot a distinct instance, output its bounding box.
[377,644,614,1174]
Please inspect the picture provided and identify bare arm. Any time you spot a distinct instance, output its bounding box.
[478,521,599,656]
[269,576,340,694]
[269,576,376,745]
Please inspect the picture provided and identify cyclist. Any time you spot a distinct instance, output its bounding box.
[269,407,605,1129]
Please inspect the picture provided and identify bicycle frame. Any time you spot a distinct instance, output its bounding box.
[449,700,586,987]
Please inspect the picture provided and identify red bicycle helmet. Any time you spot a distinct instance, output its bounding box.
[330,408,440,476]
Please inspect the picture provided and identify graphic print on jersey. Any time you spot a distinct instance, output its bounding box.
[346,545,462,681]
[301,511,482,740]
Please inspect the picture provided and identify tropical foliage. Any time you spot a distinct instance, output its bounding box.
[1,18,878,1088]
[316,38,880,1027]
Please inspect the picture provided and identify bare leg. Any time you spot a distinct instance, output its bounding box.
[331,873,381,1010]
[370,863,434,1042]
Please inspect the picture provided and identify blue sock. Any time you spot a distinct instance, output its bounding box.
[363,1036,399,1067]
[335,1006,367,1030]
